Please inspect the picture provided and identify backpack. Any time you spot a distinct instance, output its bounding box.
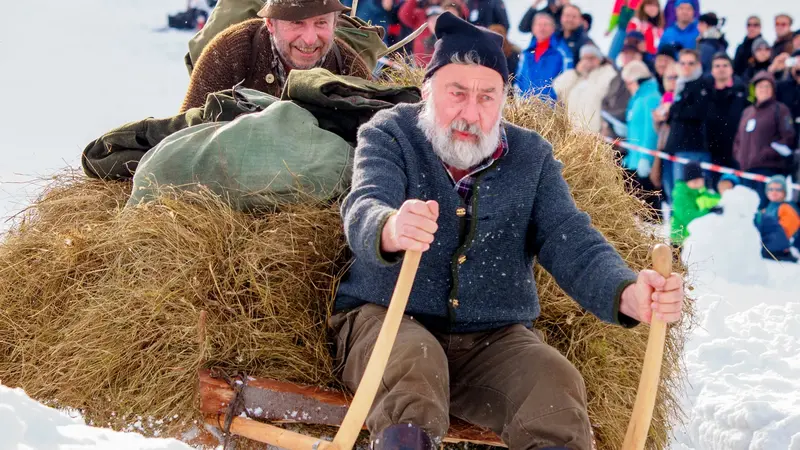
[184,0,388,74]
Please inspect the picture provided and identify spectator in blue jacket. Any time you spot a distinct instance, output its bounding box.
[659,0,699,51]
[663,0,699,28]
[622,59,664,215]
[515,12,574,100]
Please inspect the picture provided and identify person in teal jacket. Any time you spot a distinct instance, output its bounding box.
[622,60,661,177]
[671,161,721,244]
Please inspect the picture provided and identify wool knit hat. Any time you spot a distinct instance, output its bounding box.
[674,0,694,9]
[423,12,509,83]
[767,175,787,192]
[579,44,604,60]
[621,60,652,82]
[698,13,719,27]
[258,0,349,21]
[683,162,704,182]
[719,173,740,186]
[752,37,770,52]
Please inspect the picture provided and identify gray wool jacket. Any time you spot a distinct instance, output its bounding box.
[335,103,639,333]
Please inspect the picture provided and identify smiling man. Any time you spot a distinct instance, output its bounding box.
[179,0,371,111]
[331,12,685,450]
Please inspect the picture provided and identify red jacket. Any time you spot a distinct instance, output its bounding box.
[627,17,664,55]
[398,0,468,66]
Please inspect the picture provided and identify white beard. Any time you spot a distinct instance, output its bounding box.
[418,97,503,170]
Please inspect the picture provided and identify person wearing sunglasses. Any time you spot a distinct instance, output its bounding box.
[733,16,762,77]
[773,14,794,60]
[733,71,797,209]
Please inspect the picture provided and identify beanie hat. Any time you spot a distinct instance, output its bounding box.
[698,13,719,27]
[752,37,770,52]
[579,44,604,60]
[683,161,704,182]
[674,0,694,9]
[424,12,509,83]
[257,0,349,21]
[719,173,740,186]
[767,175,787,192]
[657,43,680,59]
[626,30,645,42]
[621,60,652,82]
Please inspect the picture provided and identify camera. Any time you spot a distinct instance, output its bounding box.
[786,57,797,68]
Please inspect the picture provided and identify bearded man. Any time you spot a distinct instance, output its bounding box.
[330,12,685,450]
[179,0,371,112]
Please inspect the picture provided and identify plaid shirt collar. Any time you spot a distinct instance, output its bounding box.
[443,125,508,204]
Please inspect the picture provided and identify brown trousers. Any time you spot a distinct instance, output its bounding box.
[329,304,593,450]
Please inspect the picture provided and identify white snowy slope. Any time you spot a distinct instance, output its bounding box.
[676,187,800,450]
[0,384,192,450]
[1,1,800,449]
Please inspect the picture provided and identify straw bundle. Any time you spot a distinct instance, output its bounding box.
[0,68,691,449]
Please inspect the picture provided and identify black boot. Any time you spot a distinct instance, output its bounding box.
[371,424,435,450]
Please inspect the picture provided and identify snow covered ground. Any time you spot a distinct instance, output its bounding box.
[0,384,192,449]
[1,0,800,449]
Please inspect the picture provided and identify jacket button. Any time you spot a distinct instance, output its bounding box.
[456,207,466,217]
[450,299,460,308]
[457,255,467,264]
[265,74,275,84]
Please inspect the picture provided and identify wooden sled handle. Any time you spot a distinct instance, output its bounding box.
[333,250,422,450]
[622,243,673,450]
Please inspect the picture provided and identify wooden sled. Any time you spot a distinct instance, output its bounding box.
[198,369,505,447]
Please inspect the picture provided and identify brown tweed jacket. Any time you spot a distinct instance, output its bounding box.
[180,19,372,112]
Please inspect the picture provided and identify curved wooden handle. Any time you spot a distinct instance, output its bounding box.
[622,243,673,450]
[333,251,423,450]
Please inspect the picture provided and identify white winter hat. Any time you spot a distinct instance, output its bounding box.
[621,60,652,83]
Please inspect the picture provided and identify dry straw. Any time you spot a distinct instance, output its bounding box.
[0,65,692,449]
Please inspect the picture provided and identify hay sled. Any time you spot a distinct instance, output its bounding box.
[0,81,691,449]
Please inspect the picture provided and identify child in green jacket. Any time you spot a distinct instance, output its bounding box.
[671,162,721,245]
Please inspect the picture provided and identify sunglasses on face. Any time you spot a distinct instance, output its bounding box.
[776,22,790,27]
[766,187,784,192]
[679,61,697,66]
[713,64,731,69]
[747,22,761,27]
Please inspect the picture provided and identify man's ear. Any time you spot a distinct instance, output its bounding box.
[264,18,275,34]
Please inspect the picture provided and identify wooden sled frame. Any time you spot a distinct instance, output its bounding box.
[198,369,505,447]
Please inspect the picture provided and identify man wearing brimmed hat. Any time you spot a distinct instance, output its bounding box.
[179,0,371,112]
[331,12,684,450]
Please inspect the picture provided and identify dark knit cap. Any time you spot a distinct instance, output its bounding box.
[683,162,704,182]
[423,12,509,83]
[657,43,680,59]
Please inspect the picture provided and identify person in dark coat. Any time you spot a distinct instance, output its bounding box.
[744,38,775,84]
[519,0,564,34]
[733,16,762,77]
[696,13,728,74]
[465,0,509,30]
[666,49,711,185]
[776,49,800,140]
[705,53,750,187]
[772,14,795,60]
[733,71,797,208]
[557,4,591,62]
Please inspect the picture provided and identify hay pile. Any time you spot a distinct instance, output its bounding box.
[0,83,691,449]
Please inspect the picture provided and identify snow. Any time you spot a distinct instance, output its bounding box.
[0,384,192,449]
[675,186,800,450]
[1,0,800,448]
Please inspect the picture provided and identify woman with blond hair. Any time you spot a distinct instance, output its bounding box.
[627,0,665,55]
